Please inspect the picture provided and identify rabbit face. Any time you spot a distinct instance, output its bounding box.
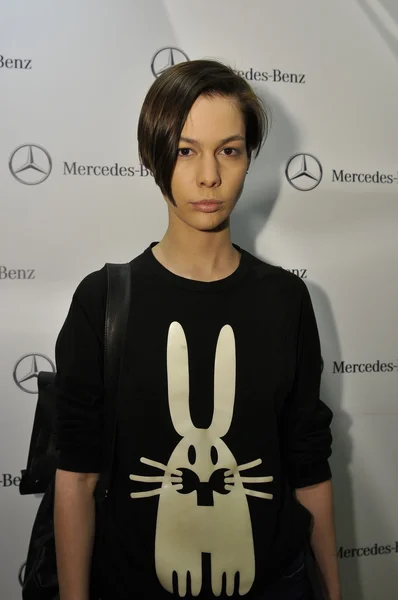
[167,430,237,481]
[165,431,239,507]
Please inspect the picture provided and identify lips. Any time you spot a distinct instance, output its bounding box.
[193,199,221,204]
[191,200,222,213]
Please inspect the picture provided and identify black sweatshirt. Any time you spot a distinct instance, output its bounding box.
[54,242,333,599]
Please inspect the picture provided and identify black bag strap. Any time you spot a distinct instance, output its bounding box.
[19,372,58,495]
[95,262,131,499]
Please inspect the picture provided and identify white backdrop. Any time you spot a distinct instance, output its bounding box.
[1,1,398,598]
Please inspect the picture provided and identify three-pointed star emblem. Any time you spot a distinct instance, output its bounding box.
[285,153,323,191]
[9,144,52,185]
[151,47,189,78]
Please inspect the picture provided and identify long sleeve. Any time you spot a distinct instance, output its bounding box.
[282,281,333,489]
[54,267,107,473]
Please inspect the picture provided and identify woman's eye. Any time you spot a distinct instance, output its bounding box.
[221,147,240,156]
[177,148,192,157]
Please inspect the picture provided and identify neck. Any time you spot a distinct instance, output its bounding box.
[152,217,240,282]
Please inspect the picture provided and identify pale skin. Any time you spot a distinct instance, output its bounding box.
[54,94,341,600]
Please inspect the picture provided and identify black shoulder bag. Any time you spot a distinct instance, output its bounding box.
[19,263,131,600]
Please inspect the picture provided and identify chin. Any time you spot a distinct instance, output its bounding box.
[189,213,230,232]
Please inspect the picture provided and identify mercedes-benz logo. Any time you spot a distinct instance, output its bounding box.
[151,47,189,78]
[285,153,323,191]
[9,144,52,185]
[18,562,26,587]
[13,353,55,394]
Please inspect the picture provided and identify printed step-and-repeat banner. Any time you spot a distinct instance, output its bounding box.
[1,1,397,598]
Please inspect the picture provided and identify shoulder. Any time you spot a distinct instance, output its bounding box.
[58,265,108,343]
[243,249,309,301]
[242,251,317,335]
[74,250,145,300]
[74,264,107,305]
[73,251,147,313]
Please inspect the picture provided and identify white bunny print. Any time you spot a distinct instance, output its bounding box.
[129,321,273,597]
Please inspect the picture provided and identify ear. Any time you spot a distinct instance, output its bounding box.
[210,325,236,437]
[167,321,193,436]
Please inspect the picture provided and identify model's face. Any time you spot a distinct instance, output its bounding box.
[167,94,250,231]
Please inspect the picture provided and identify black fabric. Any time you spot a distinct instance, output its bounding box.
[55,242,333,599]
[251,548,313,599]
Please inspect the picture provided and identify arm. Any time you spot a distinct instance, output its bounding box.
[53,268,107,600]
[282,280,340,597]
[296,480,341,600]
[54,469,99,600]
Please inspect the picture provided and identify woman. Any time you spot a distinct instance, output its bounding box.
[54,59,341,600]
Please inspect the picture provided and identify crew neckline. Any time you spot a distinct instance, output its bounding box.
[144,241,251,292]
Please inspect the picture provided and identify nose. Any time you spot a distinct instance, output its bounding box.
[197,156,221,188]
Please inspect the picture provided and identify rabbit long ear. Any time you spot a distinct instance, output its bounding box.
[210,324,236,437]
[167,321,193,436]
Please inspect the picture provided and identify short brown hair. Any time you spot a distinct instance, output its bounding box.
[137,59,270,205]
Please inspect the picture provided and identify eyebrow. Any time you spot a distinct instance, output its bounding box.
[179,134,245,146]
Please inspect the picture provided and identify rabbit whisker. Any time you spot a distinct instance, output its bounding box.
[140,456,182,476]
[130,488,162,499]
[225,475,273,484]
[129,474,182,483]
[244,488,273,500]
[130,474,162,483]
[225,458,262,476]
